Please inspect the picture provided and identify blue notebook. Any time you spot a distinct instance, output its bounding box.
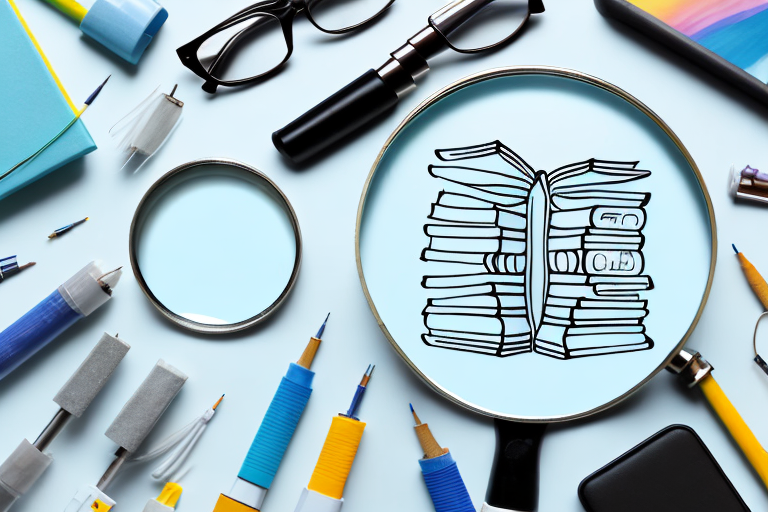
[0,0,96,201]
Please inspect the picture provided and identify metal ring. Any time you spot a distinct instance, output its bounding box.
[354,66,718,422]
[129,158,302,334]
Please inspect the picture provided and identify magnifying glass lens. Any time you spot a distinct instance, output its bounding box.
[132,161,301,332]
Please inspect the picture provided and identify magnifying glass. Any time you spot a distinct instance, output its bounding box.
[356,67,718,510]
[130,158,301,334]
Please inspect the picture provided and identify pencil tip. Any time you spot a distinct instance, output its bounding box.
[733,244,739,254]
[84,75,111,105]
[316,312,330,338]
[410,403,422,426]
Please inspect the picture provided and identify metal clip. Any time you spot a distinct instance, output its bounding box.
[666,349,713,388]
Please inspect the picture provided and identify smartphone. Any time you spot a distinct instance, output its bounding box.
[579,425,750,512]
[595,0,768,106]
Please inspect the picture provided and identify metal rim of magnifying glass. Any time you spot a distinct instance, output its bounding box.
[129,158,302,334]
[355,65,718,423]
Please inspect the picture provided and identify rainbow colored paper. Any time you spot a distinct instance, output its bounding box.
[630,0,768,83]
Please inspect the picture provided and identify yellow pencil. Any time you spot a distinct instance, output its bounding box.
[733,244,768,310]
[670,350,768,490]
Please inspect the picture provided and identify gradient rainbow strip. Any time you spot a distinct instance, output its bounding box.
[630,0,768,83]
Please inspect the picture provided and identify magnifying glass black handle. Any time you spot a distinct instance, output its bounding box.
[486,419,547,511]
[272,69,398,165]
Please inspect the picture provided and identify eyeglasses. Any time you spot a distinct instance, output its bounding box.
[176,0,395,93]
[429,0,544,54]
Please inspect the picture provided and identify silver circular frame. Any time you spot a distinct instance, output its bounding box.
[130,158,302,334]
[355,66,718,422]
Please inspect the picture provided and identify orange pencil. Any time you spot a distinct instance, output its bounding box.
[733,245,768,310]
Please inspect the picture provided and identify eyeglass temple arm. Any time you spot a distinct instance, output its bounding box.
[430,0,494,35]
[431,0,544,35]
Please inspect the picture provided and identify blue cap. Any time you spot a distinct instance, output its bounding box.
[80,0,168,64]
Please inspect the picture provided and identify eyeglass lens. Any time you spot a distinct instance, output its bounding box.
[307,0,392,32]
[436,0,530,51]
[197,14,288,82]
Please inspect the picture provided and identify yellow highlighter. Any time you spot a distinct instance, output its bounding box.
[668,350,768,489]
[295,365,374,512]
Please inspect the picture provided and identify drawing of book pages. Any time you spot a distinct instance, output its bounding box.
[420,141,655,360]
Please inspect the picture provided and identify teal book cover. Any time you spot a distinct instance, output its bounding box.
[0,0,96,201]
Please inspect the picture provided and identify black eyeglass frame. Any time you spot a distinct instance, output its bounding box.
[429,0,545,54]
[177,0,395,93]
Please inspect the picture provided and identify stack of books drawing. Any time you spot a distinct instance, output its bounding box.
[420,141,655,360]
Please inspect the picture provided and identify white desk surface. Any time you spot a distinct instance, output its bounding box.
[1,0,768,511]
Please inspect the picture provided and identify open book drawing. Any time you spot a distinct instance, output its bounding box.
[420,141,655,359]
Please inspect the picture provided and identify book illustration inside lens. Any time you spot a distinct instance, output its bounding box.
[130,159,302,334]
[357,68,714,420]
[197,14,288,81]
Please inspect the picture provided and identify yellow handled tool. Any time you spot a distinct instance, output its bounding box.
[668,349,768,489]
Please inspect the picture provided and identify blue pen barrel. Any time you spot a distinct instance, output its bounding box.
[0,290,82,381]
[238,363,314,489]
[419,451,475,512]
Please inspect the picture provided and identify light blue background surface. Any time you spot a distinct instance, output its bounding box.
[1,1,767,511]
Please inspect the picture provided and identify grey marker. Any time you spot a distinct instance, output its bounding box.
[0,333,129,512]
[98,360,187,491]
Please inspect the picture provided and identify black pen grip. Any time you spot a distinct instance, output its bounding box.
[272,69,398,164]
[486,419,547,511]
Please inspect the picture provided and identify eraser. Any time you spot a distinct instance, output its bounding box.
[54,333,130,418]
[0,439,52,511]
[105,360,187,453]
